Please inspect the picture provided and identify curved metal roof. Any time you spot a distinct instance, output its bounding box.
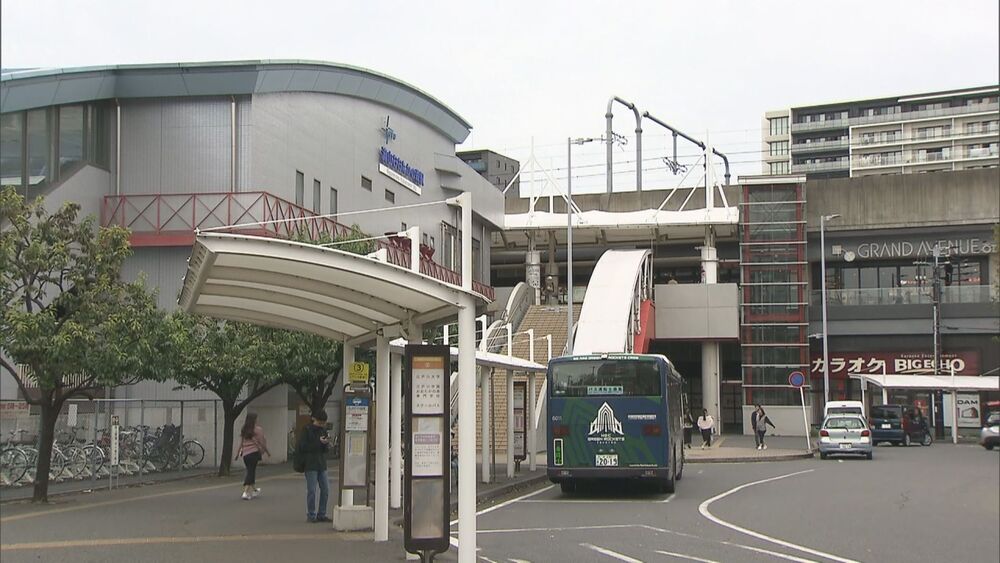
[0,59,473,143]
[179,233,488,342]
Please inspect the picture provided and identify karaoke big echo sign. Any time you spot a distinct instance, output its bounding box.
[810,351,981,377]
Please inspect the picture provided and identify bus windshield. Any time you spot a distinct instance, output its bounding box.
[550,359,661,397]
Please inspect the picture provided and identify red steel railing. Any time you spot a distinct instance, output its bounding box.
[102,192,493,300]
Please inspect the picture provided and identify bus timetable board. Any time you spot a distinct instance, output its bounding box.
[513,381,527,462]
[403,345,451,557]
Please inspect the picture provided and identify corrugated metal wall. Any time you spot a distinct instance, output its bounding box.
[121,98,232,194]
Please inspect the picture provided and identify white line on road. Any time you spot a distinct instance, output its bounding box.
[479,558,498,563]
[661,493,675,503]
[698,469,860,563]
[476,525,636,535]
[724,543,818,563]
[581,543,644,562]
[654,549,720,563]
[449,485,556,551]
[639,524,818,563]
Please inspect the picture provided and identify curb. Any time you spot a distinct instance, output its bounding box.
[687,451,815,464]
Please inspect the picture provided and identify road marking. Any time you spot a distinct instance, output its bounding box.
[478,557,498,563]
[661,493,675,503]
[0,472,300,524]
[581,543,643,562]
[639,524,817,562]
[698,469,860,563]
[724,543,818,563]
[654,550,719,563]
[474,525,635,535]
[508,559,532,563]
[449,484,555,550]
[0,533,336,551]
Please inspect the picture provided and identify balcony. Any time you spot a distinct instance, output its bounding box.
[790,138,849,153]
[102,191,494,300]
[812,285,994,306]
[848,101,1000,126]
[791,118,849,133]
[791,159,849,173]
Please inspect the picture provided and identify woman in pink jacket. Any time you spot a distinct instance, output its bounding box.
[237,413,270,500]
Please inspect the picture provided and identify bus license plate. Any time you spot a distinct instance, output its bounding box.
[595,454,618,467]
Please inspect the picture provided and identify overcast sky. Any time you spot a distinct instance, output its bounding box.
[3,0,997,194]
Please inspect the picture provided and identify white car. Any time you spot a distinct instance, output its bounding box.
[980,411,1000,450]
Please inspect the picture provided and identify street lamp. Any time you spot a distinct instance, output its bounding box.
[566,136,600,352]
[820,213,841,407]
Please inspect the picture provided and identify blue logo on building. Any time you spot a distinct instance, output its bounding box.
[379,147,424,187]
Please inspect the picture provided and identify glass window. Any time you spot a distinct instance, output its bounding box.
[329,188,338,216]
[384,189,395,204]
[472,238,482,282]
[769,117,789,136]
[26,109,50,191]
[87,104,109,168]
[1,112,24,188]
[361,175,372,191]
[295,171,304,206]
[550,359,662,397]
[879,266,897,289]
[58,105,85,178]
[824,417,865,429]
[313,179,321,213]
[859,267,877,289]
[842,268,859,290]
[769,141,789,156]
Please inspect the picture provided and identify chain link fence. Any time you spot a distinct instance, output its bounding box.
[1,398,222,500]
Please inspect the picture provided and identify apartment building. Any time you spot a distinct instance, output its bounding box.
[762,86,999,178]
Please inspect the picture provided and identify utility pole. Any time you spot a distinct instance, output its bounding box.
[931,243,944,439]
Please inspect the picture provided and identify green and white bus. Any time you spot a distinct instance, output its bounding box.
[546,353,684,493]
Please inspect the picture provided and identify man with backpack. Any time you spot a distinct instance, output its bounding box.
[295,410,331,523]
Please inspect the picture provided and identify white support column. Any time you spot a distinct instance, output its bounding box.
[507,370,515,479]
[528,373,537,471]
[700,230,721,431]
[341,339,354,508]
[505,323,513,357]
[456,191,477,563]
[480,366,491,483]
[389,352,402,509]
[374,332,390,542]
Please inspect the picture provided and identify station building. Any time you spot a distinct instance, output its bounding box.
[1,60,506,459]
[492,168,1000,435]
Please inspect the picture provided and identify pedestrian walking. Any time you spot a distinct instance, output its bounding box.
[696,409,715,449]
[683,411,695,449]
[236,412,269,500]
[296,410,332,523]
[751,404,776,450]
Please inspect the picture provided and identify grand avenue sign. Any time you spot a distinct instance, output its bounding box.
[834,236,995,261]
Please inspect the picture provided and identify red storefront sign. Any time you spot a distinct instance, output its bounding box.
[810,351,981,377]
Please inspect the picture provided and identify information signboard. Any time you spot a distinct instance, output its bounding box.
[338,389,372,494]
[404,345,451,558]
[348,362,370,385]
[512,381,527,461]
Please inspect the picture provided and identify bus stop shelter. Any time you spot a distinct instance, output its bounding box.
[177,194,499,562]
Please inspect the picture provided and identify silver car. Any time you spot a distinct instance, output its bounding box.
[980,411,1000,450]
[818,415,873,460]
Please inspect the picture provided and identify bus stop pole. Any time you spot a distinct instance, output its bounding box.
[341,339,355,508]
[480,366,491,483]
[951,365,958,444]
[528,373,537,471]
[506,371,514,479]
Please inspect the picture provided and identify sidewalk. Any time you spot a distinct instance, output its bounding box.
[685,434,815,463]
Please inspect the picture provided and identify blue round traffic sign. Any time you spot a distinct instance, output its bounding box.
[788,371,805,387]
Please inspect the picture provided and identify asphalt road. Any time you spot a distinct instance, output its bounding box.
[468,443,999,563]
[1,443,997,562]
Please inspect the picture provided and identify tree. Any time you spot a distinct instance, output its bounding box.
[0,187,166,502]
[163,313,288,476]
[278,226,375,413]
[278,332,343,415]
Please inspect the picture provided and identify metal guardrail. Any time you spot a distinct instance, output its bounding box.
[101,192,493,300]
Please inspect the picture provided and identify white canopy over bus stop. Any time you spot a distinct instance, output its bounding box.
[178,193,525,562]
